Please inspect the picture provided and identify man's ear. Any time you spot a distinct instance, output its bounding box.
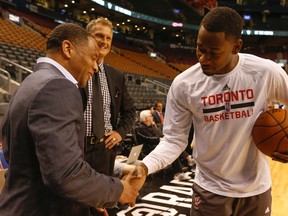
[232,39,243,54]
[62,40,75,59]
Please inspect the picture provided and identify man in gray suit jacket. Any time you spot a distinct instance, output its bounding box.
[0,23,141,216]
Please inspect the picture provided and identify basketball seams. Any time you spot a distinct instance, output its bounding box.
[279,110,288,137]
[256,129,287,156]
[255,129,283,146]
[275,135,288,153]
[267,109,286,125]
[275,110,288,148]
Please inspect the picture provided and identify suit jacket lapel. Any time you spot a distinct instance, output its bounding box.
[104,65,116,127]
[79,88,87,112]
[104,65,114,107]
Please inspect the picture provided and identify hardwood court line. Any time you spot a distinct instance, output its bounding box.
[269,158,288,216]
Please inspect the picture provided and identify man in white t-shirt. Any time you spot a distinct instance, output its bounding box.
[137,7,288,216]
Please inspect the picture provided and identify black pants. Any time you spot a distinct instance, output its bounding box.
[85,136,116,176]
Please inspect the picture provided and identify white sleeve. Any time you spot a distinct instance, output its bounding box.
[113,159,125,178]
[142,79,193,174]
[267,62,288,107]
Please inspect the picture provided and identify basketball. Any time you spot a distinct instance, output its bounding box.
[252,109,288,157]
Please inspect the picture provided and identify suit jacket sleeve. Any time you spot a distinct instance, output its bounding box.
[28,78,123,208]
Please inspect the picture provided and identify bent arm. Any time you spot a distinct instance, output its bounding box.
[28,79,123,208]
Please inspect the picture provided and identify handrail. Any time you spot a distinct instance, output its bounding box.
[0,68,11,93]
[0,56,32,82]
[144,78,170,95]
[151,79,170,89]
[0,57,33,74]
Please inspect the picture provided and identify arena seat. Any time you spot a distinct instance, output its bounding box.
[0,18,46,51]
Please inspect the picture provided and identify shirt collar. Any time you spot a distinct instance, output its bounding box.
[98,61,104,68]
[98,61,104,74]
[37,57,78,86]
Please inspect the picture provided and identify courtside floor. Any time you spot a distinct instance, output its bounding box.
[112,159,287,216]
[113,169,193,216]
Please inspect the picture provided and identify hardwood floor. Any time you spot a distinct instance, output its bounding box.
[270,159,288,216]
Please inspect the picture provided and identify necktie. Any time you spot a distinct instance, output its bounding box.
[92,72,105,138]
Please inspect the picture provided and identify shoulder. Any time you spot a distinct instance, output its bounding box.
[29,69,75,93]
[239,53,285,77]
[24,64,80,106]
[152,111,158,116]
[27,63,67,87]
[27,78,82,120]
[104,64,126,85]
[240,53,280,70]
[173,63,202,85]
[31,78,80,107]
[104,64,124,76]
[169,63,202,95]
[17,64,74,98]
[33,62,64,78]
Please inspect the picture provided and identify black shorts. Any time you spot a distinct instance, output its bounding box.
[191,183,272,216]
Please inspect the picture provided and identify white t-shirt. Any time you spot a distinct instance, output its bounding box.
[143,53,288,197]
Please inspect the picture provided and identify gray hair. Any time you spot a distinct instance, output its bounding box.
[140,110,152,122]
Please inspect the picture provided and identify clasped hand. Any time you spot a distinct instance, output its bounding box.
[118,163,147,207]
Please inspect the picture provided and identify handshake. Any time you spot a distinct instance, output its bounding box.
[95,160,148,216]
[118,162,148,207]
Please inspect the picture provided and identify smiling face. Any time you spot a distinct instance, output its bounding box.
[68,36,99,87]
[196,26,242,76]
[46,23,99,88]
[90,23,113,63]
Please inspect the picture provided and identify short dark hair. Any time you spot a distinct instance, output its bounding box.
[47,23,90,51]
[155,101,163,107]
[200,7,243,39]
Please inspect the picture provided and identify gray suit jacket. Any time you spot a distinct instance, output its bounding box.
[0,63,123,216]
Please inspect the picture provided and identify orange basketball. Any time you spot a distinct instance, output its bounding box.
[252,109,288,157]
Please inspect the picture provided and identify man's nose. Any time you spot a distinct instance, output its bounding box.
[199,53,211,63]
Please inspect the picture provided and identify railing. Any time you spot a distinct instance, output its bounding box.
[0,68,11,93]
[144,78,170,95]
[0,56,32,83]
